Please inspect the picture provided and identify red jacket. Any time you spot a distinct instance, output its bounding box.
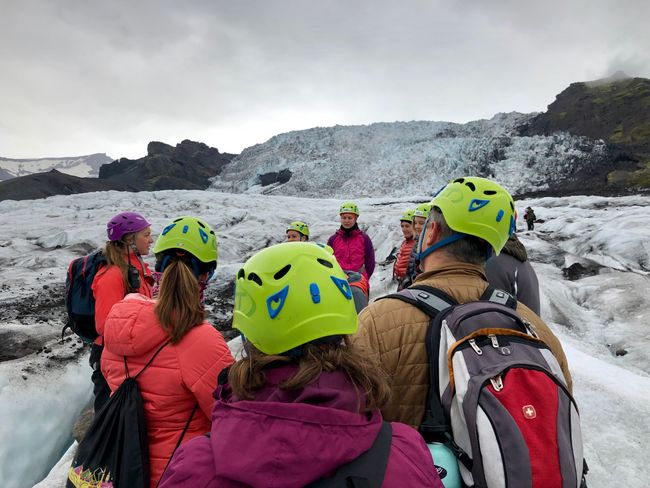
[393,236,415,279]
[101,294,234,488]
[92,251,154,345]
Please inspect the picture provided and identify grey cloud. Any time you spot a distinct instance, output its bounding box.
[1,0,649,158]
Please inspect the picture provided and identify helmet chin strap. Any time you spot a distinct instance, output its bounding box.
[417,232,467,262]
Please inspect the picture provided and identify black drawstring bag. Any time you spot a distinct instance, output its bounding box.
[67,342,169,488]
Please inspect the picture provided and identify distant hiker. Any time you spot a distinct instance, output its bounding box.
[485,233,541,315]
[159,243,443,488]
[101,216,234,488]
[327,202,375,312]
[524,206,536,231]
[401,202,431,289]
[354,178,584,487]
[90,211,154,412]
[393,209,415,289]
[286,220,310,242]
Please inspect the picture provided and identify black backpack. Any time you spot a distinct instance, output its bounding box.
[63,250,107,343]
[67,342,197,488]
[307,421,392,488]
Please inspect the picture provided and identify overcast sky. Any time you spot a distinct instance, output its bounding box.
[1,0,648,160]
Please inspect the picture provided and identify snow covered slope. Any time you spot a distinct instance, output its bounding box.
[0,190,648,488]
[209,113,607,197]
[0,153,112,181]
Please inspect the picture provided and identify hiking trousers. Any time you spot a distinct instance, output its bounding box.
[89,343,111,413]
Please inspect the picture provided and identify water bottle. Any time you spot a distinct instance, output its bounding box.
[428,442,462,488]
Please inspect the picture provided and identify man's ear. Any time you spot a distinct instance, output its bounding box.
[424,220,440,247]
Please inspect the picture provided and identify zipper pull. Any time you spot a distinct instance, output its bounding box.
[524,320,539,338]
[490,374,504,391]
[469,339,483,355]
[489,334,500,348]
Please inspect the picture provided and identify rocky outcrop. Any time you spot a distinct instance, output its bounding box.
[99,139,237,191]
[521,72,650,193]
[0,169,117,202]
[0,140,237,201]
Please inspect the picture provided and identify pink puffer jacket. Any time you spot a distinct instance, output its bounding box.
[101,294,234,488]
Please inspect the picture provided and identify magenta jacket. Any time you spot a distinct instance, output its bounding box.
[159,365,442,488]
[327,226,375,279]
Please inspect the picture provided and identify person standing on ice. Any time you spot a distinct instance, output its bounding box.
[101,216,234,488]
[401,202,431,289]
[285,220,310,242]
[393,209,415,290]
[524,206,536,231]
[90,211,155,412]
[485,232,541,315]
[158,242,443,488]
[327,201,375,312]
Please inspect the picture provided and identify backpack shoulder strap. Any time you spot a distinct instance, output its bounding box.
[378,284,458,316]
[480,285,517,309]
[306,421,392,488]
[124,340,171,379]
[157,403,199,487]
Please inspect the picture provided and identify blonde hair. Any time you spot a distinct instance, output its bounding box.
[228,337,390,412]
[154,259,205,344]
[102,235,136,292]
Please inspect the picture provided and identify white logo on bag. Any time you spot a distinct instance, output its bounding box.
[523,405,536,419]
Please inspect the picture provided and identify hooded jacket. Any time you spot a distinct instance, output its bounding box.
[101,294,234,488]
[485,234,541,315]
[327,225,376,280]
[353,261,572,428]
[92,250,154,346]
[159,365,443,488]
[393,236,415,280]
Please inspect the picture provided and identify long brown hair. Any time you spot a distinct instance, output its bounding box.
[102,236,136,292]
[154,258,205,344]
[228,337,390,412]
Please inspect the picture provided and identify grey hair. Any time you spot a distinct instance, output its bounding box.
[428,207,489,266]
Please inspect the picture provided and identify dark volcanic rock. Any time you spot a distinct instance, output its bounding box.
[0,169,119,202]
[562,261,603,281]
[1,140,238,202]
[259,168,292,186]
[100,139,237,192]
[521,73,650,193]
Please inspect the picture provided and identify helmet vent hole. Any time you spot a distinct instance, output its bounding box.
[317,258,334,268]
[173,218,183,223]
[453,178,465,184]
[248,273,263,286]
[273,265,291,280]
[510,201,515,211]
[465,182,476,191]
[237,269,245,279]
[198,221,206,228]
[483,190,496,195]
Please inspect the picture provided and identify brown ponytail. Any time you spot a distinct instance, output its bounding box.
[102,238,135,292]
[154,259,205,343]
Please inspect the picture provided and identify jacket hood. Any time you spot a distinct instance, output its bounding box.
[501,234,528,262]
[208,365,382,487]
[102,294,168,357]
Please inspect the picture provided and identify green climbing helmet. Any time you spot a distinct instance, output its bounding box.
[339,201,360,216]
[286,221,310,238]
[413,202,432,219]
[153,216,218,264]
[233,242,358,355]
[400,209,415,223]
[429,176,515,255]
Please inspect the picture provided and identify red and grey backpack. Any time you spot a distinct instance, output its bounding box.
[381,285,588,488]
